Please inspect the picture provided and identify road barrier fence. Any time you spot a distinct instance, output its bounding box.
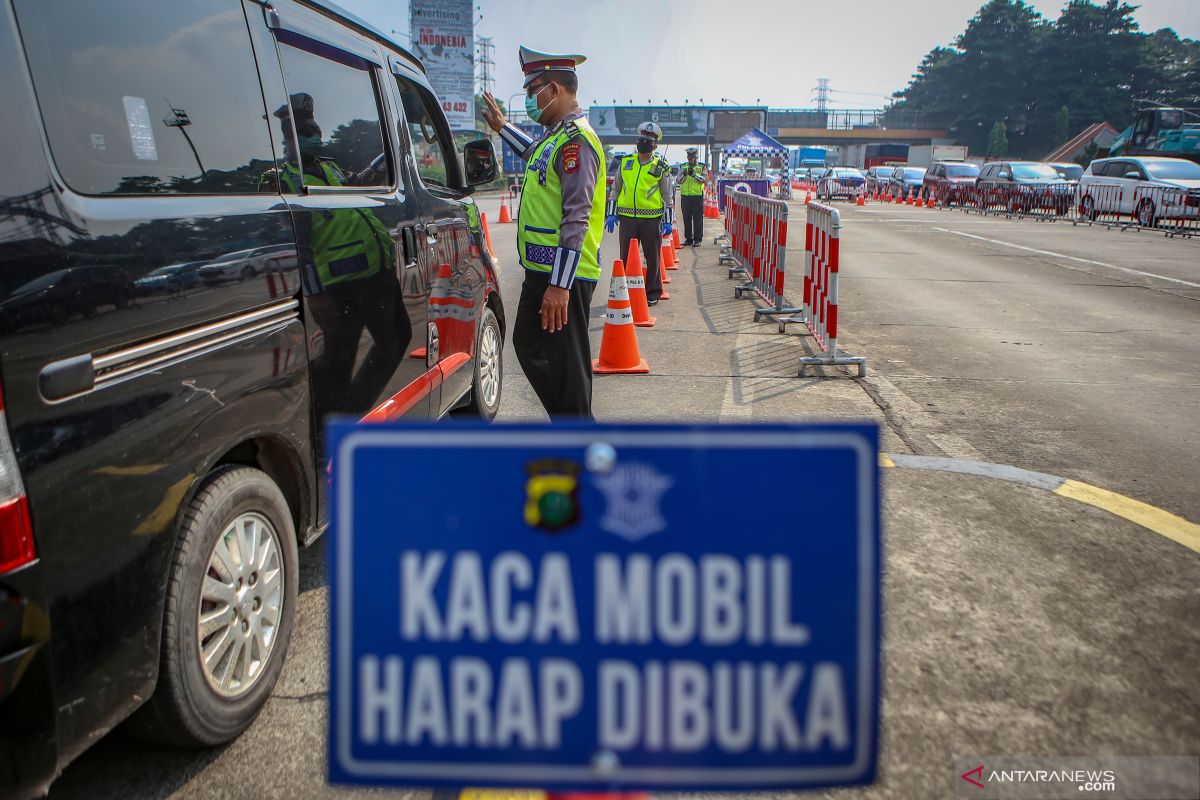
[719,189,867,377]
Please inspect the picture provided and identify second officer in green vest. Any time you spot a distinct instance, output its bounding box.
[605,122,674,305]
[677,146,708,247]
[482,47,605,419]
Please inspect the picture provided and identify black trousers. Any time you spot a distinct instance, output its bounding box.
[681,195,704,244]
[513,270,597,420]
[617,216,663,302]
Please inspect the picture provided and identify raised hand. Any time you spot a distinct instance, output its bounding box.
[481,92,507,133]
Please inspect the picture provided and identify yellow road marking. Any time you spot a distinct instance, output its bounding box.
[1054,479,1200,554]
[459,791,546,800]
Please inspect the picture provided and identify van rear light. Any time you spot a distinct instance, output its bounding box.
[0,407,35,574]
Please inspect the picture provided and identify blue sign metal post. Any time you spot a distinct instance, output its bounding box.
[329,422,880,792]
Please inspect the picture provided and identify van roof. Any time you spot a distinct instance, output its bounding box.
[300,0,425,72]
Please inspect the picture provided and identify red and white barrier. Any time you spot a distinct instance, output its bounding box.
[1132,185,1200,235]
[798,202,867,377]
[719,189,800,331]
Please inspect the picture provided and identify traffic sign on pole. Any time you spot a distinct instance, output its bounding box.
[329,422,880,792]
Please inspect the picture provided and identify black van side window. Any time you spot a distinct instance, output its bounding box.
[274,43,391,192]
[13,0,276,196]
[395,77,454,189]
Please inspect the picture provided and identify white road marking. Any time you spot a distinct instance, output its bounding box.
[933,228,1200,289]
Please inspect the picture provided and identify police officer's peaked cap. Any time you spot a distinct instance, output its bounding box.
[519,45,586,88]
[685,146,699,154]
[273,92,315,120]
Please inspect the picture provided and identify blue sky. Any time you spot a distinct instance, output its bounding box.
[337,0,1199,114]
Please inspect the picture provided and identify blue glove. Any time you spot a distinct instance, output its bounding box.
[604,215,617,233]
[660,222,673,237]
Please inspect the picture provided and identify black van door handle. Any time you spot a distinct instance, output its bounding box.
[400,226,419,269]
[40,354,95,401]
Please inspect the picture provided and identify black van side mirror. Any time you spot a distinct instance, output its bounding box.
[463,139,498,187]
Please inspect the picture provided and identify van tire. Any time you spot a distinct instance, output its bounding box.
[455,306,503,421]
[127,466,298,747]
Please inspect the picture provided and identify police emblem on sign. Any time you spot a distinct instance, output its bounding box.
[593,462,673,541]
[523,460,581,533]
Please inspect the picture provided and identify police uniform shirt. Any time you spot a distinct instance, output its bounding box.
[609,153,674,222]
[499,112,600,290]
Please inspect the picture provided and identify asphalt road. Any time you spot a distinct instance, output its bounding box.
[44,194,1200,800]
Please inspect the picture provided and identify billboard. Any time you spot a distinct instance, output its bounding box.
[589,106,711,138]
[410,0,475,131]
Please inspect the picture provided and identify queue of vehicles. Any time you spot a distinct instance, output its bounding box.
[794,152,1199,228]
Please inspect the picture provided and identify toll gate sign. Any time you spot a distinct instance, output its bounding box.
[328,422,881,791]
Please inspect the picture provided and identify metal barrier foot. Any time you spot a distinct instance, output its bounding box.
[799,354,868,378]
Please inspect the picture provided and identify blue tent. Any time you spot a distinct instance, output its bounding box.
[722,128,790,198]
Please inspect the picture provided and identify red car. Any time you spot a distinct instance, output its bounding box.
[922,161,980,204]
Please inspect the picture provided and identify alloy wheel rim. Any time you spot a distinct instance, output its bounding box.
[479,323,500,409]
[197,512,284,698]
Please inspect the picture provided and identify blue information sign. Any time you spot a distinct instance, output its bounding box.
[502,123,544,175]
[717,178,771,212]
[329,422,880,791]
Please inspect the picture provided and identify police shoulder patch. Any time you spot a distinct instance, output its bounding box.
[623,159,634,170]
[561,142,581,174]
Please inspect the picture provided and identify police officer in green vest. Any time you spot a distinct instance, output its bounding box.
[605,122,674,304]
[270,93,409,414]
[677,146,707,247]
[481,47,605,419]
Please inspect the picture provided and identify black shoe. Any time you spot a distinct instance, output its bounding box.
[647,299,659,306]
[691,241,700,247]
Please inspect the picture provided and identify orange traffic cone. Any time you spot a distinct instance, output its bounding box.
[804,190,812,205]
[593,260,650,375]
[624,244,656,328]
[661,239,677,270]
[672,227,682,250]
[480,212,496,257]
[856,194,866,206]
[907,190,915,206]
[498,198,512,223]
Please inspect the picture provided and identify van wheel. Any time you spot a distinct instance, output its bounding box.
[128,466,298,747]
[455,306,503,421]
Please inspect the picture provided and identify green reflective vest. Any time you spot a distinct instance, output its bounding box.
[678,163,707,196]
[517,118,605,281]
[279,161,393,288]
[616,154,669,217]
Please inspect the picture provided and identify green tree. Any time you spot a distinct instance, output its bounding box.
[888,0,1200,158]
[1055,106,1071,145]
[987,121,1009,157]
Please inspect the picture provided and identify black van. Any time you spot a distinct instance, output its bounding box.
[0,1,503,794]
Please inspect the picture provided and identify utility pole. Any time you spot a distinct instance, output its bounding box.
[476,35,495,98]
[813,78,831,113]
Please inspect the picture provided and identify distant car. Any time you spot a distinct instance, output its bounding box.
[1048,162,1084,184]
[817,167,866,201]
[865,166,896,194]
[133,260,207,297]
[974,161,1072,213]
[888,166,926,199]
[0,266,132,330]
[196,245,295,286]
[1078,156,1200,225]
[922,161,980,204]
